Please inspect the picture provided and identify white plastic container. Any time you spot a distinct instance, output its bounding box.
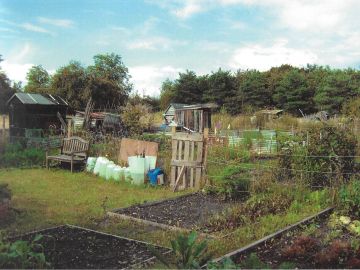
[124,167,131,182]
[105,163,116,180]
[145,156,156,172]
[99,159,111,178]
[128,156,145,185]
[112,166,122,182]
[93,157,107,175]
[86,157,97,173]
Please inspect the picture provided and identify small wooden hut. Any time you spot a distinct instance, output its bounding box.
[7,93,68,138]
[174,103,218,133]
[163,103,188,124]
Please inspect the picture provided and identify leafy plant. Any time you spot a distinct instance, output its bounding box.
[0,234,50,269]
[276,125,357,188]
[207,257,238,269]
[278,261,297,269]
[339,179,360,216]
[150,231,212,269]
[240,253,269,269]
[209,165,250,200]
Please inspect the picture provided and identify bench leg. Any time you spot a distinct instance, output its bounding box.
[46,158,48,169]
[71,160,73,173]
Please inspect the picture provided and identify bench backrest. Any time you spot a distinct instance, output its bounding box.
[62,136,89,157]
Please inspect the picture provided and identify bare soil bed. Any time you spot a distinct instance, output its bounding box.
[13,225,170,269]
[231,213,360,269]
[114,193,235,230]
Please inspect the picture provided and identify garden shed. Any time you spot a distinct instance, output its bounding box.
[174,103,218,133]
[163,103,188,124]
[6,93,68,138]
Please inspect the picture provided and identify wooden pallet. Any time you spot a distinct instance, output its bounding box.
[170,132,205,191]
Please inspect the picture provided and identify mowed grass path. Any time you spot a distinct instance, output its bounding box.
[0,168,179,234]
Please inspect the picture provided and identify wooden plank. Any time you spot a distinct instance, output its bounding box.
[177,140,183,184]
[173,165,186,192]
[171,160,202,167]
[171,139,178,186]
[172,132,203,142]
[195,141,203,189]
[119,138,158,164]
[190,141,195,187]
[183,141,190,188]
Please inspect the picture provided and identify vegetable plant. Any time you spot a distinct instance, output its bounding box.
[149,231,212,269]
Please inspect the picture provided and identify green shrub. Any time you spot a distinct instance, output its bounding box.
[208,165,250,200]
[339,179,360,216]
[276,125,358,188]
[0,143,45,168]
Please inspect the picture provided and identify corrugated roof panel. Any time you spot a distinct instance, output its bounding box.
[15,93,38,104]
[30,94,54,105]
[8,93,68,106]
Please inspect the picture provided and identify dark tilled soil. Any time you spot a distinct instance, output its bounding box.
[14,225,170,269]
[232,216,358,269]
[115,193,234,229]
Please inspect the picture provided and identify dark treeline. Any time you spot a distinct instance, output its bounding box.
[160,65,360,116]
[2,53,360,116]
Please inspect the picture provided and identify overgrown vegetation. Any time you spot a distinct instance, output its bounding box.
[0,234,49,269]
[276,124,358,187]
[0,143,45,168]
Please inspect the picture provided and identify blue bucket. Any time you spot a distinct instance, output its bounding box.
[147,168,163,186]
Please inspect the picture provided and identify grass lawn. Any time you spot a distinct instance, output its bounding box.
[0,167,331,259]
[0,168,181,235]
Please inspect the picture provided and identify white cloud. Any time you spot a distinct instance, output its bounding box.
[129,65,182,96]
[20,23,53,35]
[127,37,187,51]
[229,39,318,71]
[38,17,74,28]
[1,61,33,82]
[1,43,34,83]
[173,0,205,19]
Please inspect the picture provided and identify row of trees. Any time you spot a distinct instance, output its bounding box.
[24,53,132,111]
[2,53,360,117]
[160,65,360,115]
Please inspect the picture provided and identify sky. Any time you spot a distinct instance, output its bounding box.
[1,0,360,96]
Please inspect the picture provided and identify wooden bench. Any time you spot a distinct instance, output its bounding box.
[46,136,90,172]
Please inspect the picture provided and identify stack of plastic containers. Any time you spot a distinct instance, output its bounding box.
[86,157,97,173]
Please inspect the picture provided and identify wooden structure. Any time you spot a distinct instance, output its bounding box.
[118,138,158,164]
[163,103,188,124]
[174,103,218,133]
[256,109,283,120]
[6,93,68,139]
[170,133,206,191]
[46,136,89,172]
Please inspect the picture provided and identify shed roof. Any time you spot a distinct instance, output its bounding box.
[178,103,219,110]
[257,109,283,115]
[7,93,68,106]
[163,103,188,115]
